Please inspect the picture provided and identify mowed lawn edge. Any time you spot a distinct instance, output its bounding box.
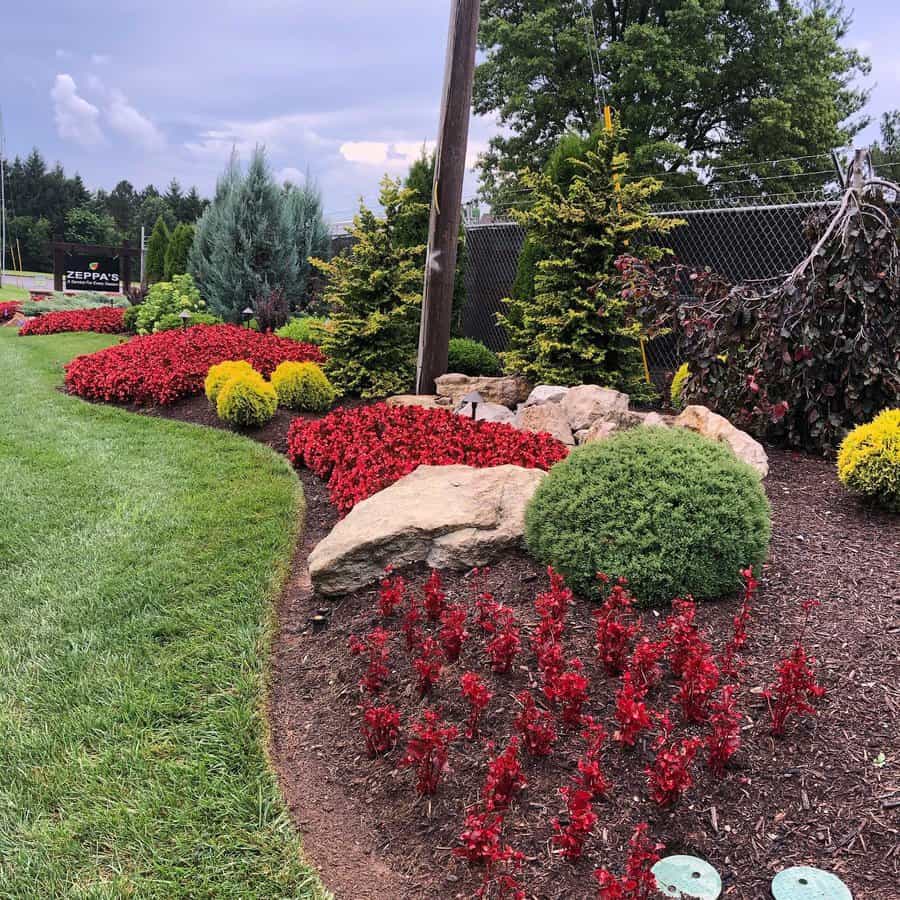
[0,329,326,898]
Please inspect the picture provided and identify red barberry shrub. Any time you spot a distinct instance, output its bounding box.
[400,709,458,795]
[483,737,527,811]
[361,703,401,758]
[461,672,493,740]
[594,823,663,899]
[595,582,641,676]
[765,599,826,736]
[544,659,590,727]
[706,684,742,777]
[348,627,391,694]
[485,608,521,674]
[662,597,699,677]
[286,403,568,514]
[65,323,322,405]
[646,713,702,807]
[614,673,652,747]
[576,717,611,799]
[378,568,406,618]
[423,569,447,620]
[552,787,597,860]
[414,637,444,697]
[720,567,757,678]
[20,306,126,336]
[439,604,469,662]
[627,637,669,690]
[514,691,557,757]
[674,639,720,723]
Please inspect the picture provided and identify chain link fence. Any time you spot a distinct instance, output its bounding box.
[460,191,839,389]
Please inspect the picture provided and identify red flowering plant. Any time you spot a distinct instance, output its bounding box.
[514,691,557,757]
[0,301,22,320]
[662,597,700,677]
[400,708,458,795]
[455,810,523,867]
[720,567,757,679]
[594,823,663,899]
[706,684,742,777]
[423,569,447,620]
[401,593,424,652]
[765,599,826,736]
[576,717,611,799]
[286,403,568,515]
[485,607,521,674]
[646,711,702,807]
[414,636,444,697]
[439,604,469,662]
[626,637,669,691]
[19,306,126,336]
[461,671,493,740]
[378,568,406,618]
[348,627,392,695]
[595,580,642,676]
[483,737,527,812]
[361,703,401,758]
[614,672,652,747]
[65,323,322,405]
[673,638,720,723]
[535,567,573,623]
[552,786,597,860]
[544,658,590,728]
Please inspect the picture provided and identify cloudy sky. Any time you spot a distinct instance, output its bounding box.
[1,0,898,222]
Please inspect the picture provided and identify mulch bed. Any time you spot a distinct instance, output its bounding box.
[131,393,899,899]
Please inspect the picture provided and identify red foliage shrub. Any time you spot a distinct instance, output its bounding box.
[0,301,21,320]
[594,823,663,899]
[286,403,569,514]
[485,608,522,674]
[614,673,652,747]
[64,323,323,405]
[514,691,557,757]
[662,597,700,677]
[576,718,610,799]
[401,594,424,652]
[348,627,391,695]
[461,671,493,740]
[765,599,826,736]
[439,604,469,662]
[483,737,527,811]
[414,637,444,697]
[361,703,401,758]
[19,306,126,335]
[423,569,447,620]
[626,637,668,691]
[720,567,757,679]
[674,639,720,723]
[535,568,573,622]
[378,569,406,618]
[545,659,590,727]
[646,713,702,807]
[706,684,742,776]
[552,787,597,860]
[595,582,641,676]
[400,709,458,795]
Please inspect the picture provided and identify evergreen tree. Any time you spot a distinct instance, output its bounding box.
[314,176,427,398]
[498,123,677,392]
[145,216,171,283]
[284,178,331,309]
[164,179,184,222]
[107,180,137,235]
[64,206,120,245]
[164,223,195,280]
[181,186,206,223]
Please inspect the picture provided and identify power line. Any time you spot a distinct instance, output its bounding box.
[578,0,605,113]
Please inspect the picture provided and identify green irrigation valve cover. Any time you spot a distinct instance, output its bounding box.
[652,855,722,899]
[771,867,852,900]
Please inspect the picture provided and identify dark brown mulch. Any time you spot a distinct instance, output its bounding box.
[142,395,900,899]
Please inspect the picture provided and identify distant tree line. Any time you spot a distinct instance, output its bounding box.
[1,147,207,272]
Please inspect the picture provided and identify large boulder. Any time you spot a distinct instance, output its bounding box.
[455,401,515,424]
[523,384,570,407]
[386,394,453,409]
[561,384,631,432]
[576,420,619,445]
[309,465,547,596]
[675,405,769,477]
[435,373,531,409]
[515,403,575,445]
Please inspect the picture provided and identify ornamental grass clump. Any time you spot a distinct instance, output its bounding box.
[270,361,336,412]
[216,369,278,427]
[837,408,900,510]
[525,427,771,605]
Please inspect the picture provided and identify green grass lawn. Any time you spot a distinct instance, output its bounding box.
[0,329,324,898]
[0,284,28,302]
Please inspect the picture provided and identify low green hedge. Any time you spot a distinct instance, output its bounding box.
[447,337,502,376]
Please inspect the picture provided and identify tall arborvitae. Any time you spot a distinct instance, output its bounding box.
[164,223,195,280]
[145,216,171,283]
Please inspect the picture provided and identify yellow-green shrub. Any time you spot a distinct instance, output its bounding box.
[205,360,255,403]
[216,371,278,427]
[271,361,336,412]
[670,363,690,406]
[837,408,899,510]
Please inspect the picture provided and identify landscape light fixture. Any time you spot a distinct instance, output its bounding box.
[179,309,192,328]
[242,307,254,328]
[462,390,483,420]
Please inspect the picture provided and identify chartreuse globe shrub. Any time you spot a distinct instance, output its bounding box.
[271,361,336,412]
[837,408,900,510]
[525,427,771,606]
[216,370,278,427]
[204,360,256,403]
[447,337,503,376]
[275,316,330,345]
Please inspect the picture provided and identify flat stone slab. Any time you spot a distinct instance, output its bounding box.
[309,464,547,596]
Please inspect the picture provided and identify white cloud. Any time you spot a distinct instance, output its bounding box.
[50,74,104,146]
[339,138,486,171]
[91,54,111,65]
[106,89,165,151]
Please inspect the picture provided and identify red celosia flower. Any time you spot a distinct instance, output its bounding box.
[706,684,742,776]
[461,671,493,740]
[286,403,568,515]
[552,786,597,860]
[378,568,406,618]
[595,583,641,675]
[483,737,526,811]
[413,636,444,696]
[514,691,557,757]
[439,603,469,662]
[361,703,401,758]
[20,306,126,336]
[422,569,447,620]
[348,627,391,694]
[614,672,652,747]
[400,709,458,795]
[65,323,322,405]
[594,823,663,899]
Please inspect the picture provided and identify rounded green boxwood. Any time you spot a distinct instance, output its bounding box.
[447,337,503,376]
[525,426,771,605]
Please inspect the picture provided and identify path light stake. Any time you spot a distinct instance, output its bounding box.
[462,390,482,420]
[242,307,254,328]
[179,309,192,329]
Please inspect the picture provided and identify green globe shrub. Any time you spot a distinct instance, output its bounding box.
[271,361,336,412]
[525,426,771,605]
[447,337,503,376]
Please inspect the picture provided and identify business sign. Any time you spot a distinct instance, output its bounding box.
[65,254,121,292]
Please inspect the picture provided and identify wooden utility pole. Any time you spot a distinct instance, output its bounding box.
[415,0,481,394]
